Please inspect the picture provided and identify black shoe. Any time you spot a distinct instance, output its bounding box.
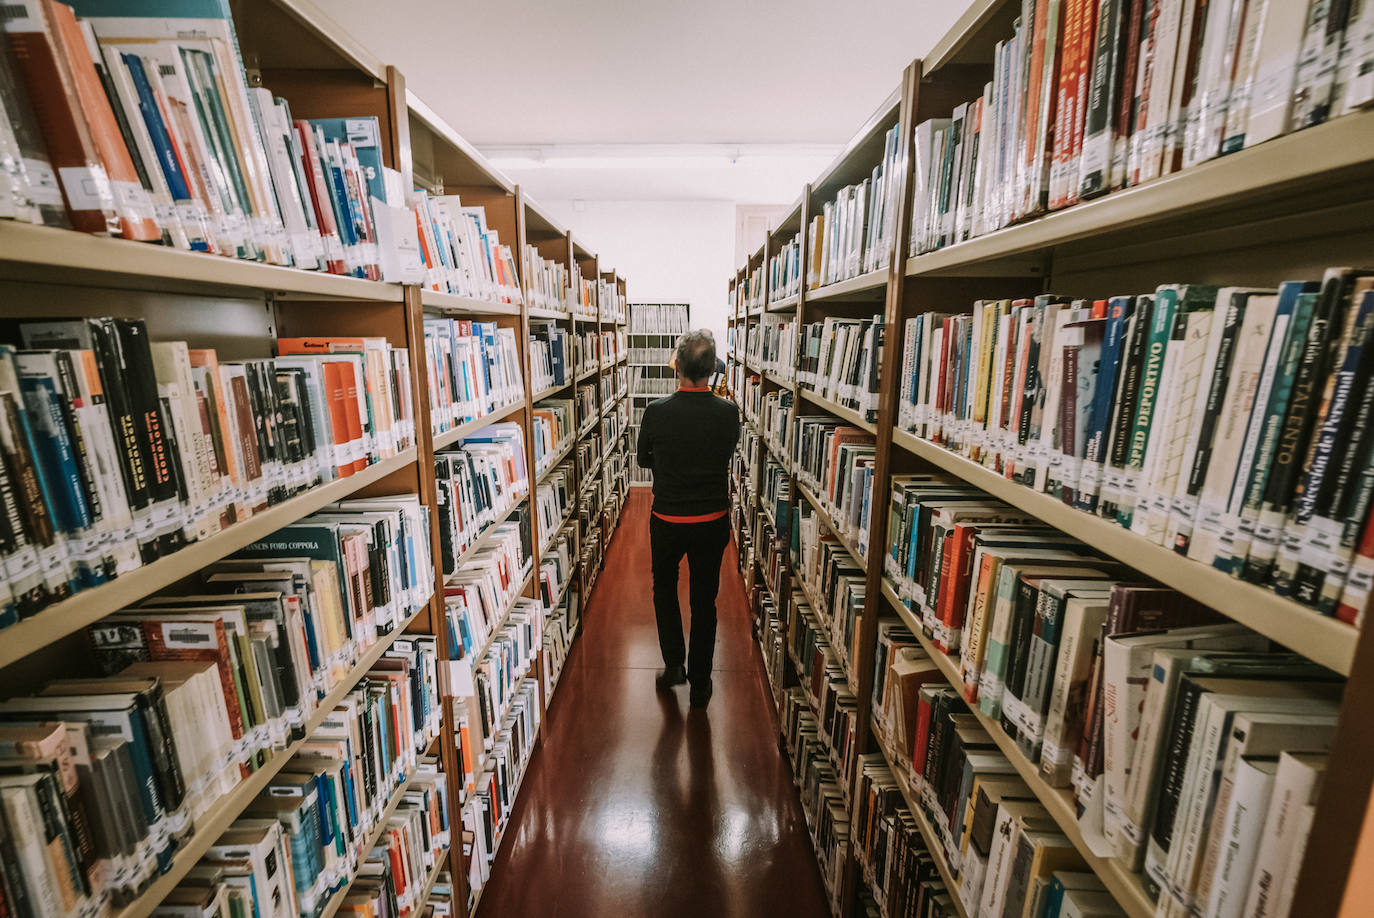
[656,665,686,691]
[689,679,713,708]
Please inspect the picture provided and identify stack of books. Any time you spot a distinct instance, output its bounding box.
[799,315,884,420]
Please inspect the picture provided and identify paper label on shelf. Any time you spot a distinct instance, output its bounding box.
[1077,776,1115,858]
[58,165,114,212]
[111,180,156,225]
[1040,736,1068,770]
[21,158,63,207]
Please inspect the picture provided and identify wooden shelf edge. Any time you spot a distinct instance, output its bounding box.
[903,110,1374,280]
[0,448,419,670]
[111,604,427,918]
[0,221,405,302]
[433,401,527,451]
[420,288,521,315]
[890,429,1357,674]
[797,388,878,434]
[807,268,888,302]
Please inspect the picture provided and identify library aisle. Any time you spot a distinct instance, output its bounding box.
[476,488,831,918]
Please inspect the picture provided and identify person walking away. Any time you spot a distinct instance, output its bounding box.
[636,330,740,708]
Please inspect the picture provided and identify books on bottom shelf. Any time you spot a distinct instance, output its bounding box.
[0,321,416,626]
[894,271,1374,626]
[0,599,440,918]
[873,532,1342,918]
[782,690,850,917]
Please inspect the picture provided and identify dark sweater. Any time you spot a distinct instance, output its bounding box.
[636,389,740,516]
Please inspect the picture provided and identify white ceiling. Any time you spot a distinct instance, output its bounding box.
[327,0,963,146]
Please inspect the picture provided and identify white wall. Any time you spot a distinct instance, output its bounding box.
[539,199,736,345]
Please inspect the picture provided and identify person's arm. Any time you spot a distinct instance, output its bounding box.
[637,404,655,469]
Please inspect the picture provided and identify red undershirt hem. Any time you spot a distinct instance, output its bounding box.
[652,509,728,523]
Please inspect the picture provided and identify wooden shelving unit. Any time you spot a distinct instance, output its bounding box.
[728,7,1374,916]
[0,2,628,915]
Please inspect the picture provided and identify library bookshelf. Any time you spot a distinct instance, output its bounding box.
[728,5,1374,915]
[0,1,626,915]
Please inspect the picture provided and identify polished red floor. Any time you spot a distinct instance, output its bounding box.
[475,488,831,918]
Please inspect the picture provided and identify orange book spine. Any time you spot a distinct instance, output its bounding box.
[48,0,158,240]
[322,361,354,478]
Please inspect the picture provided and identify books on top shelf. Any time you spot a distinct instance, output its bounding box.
[423,319,524,437]
[0,320,414,625]
[807,123,901,289]
[769,235,802,304]
[909,0,1374,257]
[740,262,765,313]
[799,314,884,420]
[628,303,690,336]
[597,279,625,323]
[524,246,570,314]
[529,321,570,392]
[894,271,1374,625]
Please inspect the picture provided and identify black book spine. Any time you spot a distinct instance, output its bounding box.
[110,319,183,555]
[1000,576,1041,740]
[1148,678,1204,882]
[1103,297,1153,517]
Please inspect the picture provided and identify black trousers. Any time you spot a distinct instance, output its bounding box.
[649,513,731,686]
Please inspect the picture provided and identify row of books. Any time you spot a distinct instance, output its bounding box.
[909,0,1374,257]
[769,236,802,303]
[442,515,533,662]
[894,270,1374,622]
[0,0,532,306]
[535,468,573,554]
[600,329,626,364]
[760,389,794,460]
[0,623,439,916]
[599,280,626,324]
[423,319,524,437]
[799,315,884,420]
[806,124,901,289]
[570,274,596,319]
[783,611,859,789]
[793,416,877,559]
[877,475,1343,917]
[0,320,417,622]
[537,528,575,610]
[412,194,521,304]
[466,598,543,763]
[174,753,449,918]
[529,321,571,392]
[531,401,574,476]
[628,367,676,397]
[783,689,851,914]
[853,755,961,918]
[574,331,600,378]
[462,678,541,899]
[793,502,865,685]
[542,604,575,699]
[434,439,526,580]
[748,316,797,381]
[523,246,571,313]
[574,384,597,431]
[627,303,690,336]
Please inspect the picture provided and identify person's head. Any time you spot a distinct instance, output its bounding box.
[674,330,716,387]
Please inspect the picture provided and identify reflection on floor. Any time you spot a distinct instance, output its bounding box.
[475,488,831,917]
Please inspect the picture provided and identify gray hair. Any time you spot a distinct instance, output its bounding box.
[675,330,716,382]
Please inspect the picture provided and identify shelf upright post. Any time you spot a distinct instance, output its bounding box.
[1292,608,1374,913]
